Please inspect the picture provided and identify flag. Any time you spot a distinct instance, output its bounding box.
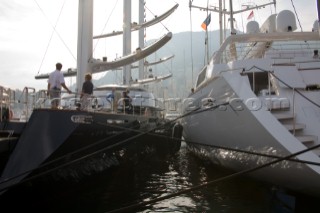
[247,10,254,20]
[201,13,211,30]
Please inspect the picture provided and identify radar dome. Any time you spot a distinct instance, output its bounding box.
[246,21,260,33]
[276,10,297,32]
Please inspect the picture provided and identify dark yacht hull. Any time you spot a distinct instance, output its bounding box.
[0,109,182,193]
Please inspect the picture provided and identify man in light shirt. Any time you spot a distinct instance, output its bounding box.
[47,62,71,109]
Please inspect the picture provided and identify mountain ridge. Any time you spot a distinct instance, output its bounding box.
[93,30,222,98]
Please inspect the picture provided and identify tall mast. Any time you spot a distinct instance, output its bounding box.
[123,0,132,85]
[77,0,93,93]
[317,0,320,36]
[218,0,223,45]
[229,0,236,35]
[205,1,209,64]
[138,0,145,80]
[223,0,226,41]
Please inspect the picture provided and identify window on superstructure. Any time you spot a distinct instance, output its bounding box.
[196,67,207,88]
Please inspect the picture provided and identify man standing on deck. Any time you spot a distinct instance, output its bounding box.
[47,62,72,109]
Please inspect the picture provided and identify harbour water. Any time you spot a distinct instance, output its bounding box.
[0,142,318,212]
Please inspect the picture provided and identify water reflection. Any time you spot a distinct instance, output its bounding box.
[0,142,300,212]
[101,142,279,212]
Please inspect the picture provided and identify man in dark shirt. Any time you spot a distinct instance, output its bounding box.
[122,90,132,113]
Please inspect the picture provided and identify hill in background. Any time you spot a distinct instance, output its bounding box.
[93,30,222,99]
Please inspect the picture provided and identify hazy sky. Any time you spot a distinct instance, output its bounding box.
[0,0,318,90]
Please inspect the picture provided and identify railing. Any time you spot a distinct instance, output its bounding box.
[217,39,320,64]
[22,87,36,120]
[0,86,38,122]
[292,88,296,135]
[1,86,171,121]
[0,86,15,122]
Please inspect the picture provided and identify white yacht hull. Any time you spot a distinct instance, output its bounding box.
[182,74,320,197]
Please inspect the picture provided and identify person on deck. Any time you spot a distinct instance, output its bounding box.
[47,62,71,109]
[313,50,319,59]
[80,73,94,110]
[106,87,119,112]
[122,90,132,113]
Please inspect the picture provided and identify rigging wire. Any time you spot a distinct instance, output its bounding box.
[92,0,119,57]
[204,0,210,65]
[189,0,194,87]
[1,93,320,207]
[34,0,76,75]
[269,0,276,14]
[238,0,246,34]
[235,64,320,110]
[1,116,318,196]
[2,91,320,193]
[105,143,320,213]
[266,69,320,109]
[9,59,320,186]
[5,57,320,201]
[290,0,303,31]
[142,0,176,61]
[142,0,171,33]
[0,95,207,190]
[0,114,183,192]
[0,125,128,188]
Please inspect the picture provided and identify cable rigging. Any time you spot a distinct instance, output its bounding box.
[189,2,195,87]
[105,142,320,213]
[290,0,303,31]
[2,92,320,192]
[34,0,76,75]
[92,0,119,58]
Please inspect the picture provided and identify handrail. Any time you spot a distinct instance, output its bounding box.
[213,32,320,64]
[22,87,36,121]
[292,88,296,135]
[1,86,169,119]
[0,86,15,122]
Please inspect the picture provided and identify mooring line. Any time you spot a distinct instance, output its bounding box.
[0,111,185,192]
[0,125,127,186]
[105,143,320,213]
[1,99,318,192]
[184,139,320,166]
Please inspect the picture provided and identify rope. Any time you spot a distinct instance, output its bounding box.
[185,138,320,167]
[33,0,76,75]
[245,65,320,109]
[99,67,320,212]
[3,75,320,202]
[2,98,319,208]
[0,111,185,192]
[6,69,319,191]
[290,0,303,32]
[189,0,195,86]
[269,71,320,109]
[0,124,128,190]
[92,0,119,57]
[105,143,320,213]
[0,98,208,191]
[142,1,170,32]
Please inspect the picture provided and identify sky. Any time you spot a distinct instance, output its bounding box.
[0,0,318,90]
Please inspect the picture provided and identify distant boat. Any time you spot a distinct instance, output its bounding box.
[0,0,182,195]
[182,0,320,198]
